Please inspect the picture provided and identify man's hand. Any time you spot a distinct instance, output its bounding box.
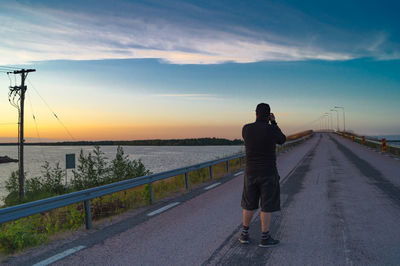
[269,113,276,123]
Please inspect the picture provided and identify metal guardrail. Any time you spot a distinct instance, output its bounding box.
[0,133,314,229]
[335,132,400,156]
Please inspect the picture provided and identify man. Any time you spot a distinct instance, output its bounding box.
[239,103,286,247]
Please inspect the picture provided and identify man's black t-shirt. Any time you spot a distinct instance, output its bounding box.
[242,119,286,177]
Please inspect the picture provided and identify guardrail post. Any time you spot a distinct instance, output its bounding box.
[226,161,229,173]
[150,183,154,204]
[239,157,242,168]
[382,138,387,152]
[185,172,190,190]
[84,200,93,229]
[209,165,213,180]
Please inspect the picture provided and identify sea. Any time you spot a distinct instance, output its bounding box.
[0,145,244,204]
[368,135,400,147]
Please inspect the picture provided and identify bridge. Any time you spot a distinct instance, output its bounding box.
[3,133,400,265]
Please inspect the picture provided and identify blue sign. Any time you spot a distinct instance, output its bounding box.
[66,154,75,169]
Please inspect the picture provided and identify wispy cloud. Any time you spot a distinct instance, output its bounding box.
[153,94,218,100]
[0,1,398,65]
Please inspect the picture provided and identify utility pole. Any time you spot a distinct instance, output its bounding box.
[8,68,36,199]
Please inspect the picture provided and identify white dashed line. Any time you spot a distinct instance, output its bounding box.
[32,245,86,266]
[234,171,244,177]
[204,182,221,190]
[147,202,180,216]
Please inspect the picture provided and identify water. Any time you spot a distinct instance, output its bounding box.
[0,145,244,203]
[369,135,400,147]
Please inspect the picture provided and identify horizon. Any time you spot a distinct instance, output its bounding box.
[2,131,400,144]
[1,0,400,141]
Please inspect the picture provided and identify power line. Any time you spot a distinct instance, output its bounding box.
[0,65,22,70]
[27,77,76,141]
[26,90,41,141]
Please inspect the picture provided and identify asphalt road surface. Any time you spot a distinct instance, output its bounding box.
[7,133,400,265]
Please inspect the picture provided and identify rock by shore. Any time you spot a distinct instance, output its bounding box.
[0,156,18,163]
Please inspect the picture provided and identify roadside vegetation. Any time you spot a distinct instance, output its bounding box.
[0,146,152,253]
[0,146,242,254]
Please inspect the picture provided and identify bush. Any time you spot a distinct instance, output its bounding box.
[109,146,151,182]
[4,164,66,206]
[1,146,154,253]
[72,145,151,189]
[3,146,152,207]
[5,171,19,194]
[41,162,66,195]
[0,219,46,253]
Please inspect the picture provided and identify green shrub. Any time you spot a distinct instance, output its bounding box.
[73,145,152,190]
[4,163,66,206]
[0,220,46,253]
[109,146,151,182]
[73,149,99,190]
[41,162,66,195]
[4,171,19,194]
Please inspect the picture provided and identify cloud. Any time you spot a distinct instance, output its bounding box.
[0,1,397,65]
[152,94,218,100]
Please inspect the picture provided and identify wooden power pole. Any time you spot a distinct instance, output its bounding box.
[8,68,36,199]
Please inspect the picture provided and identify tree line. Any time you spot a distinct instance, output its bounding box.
[0,137,244,146]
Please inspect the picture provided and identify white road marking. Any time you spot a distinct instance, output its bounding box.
[147,202,180,216]
[204,182,221,190]
[32,245,86,266]
[234,171,244,177]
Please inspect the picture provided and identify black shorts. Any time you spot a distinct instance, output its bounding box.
[241,173,280,212]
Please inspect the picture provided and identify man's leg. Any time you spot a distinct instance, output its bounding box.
[240,174,258,244]
[243,209,254,227]
[239,209,254,244]
[258,175,280,247]
[260,211,271,232]
[259,211,279,247]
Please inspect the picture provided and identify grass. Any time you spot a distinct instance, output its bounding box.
[0,184,153,254]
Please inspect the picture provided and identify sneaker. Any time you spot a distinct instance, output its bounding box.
[258,235,279,248]
[239,233,250,244]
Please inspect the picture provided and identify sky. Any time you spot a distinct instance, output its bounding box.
[0,0,399,141]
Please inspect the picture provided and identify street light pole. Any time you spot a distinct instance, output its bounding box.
[334,106,346,132]
[324,113,332,131]
[323,114,329,131]
[331,109,339,131]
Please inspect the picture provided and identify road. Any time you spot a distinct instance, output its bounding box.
[7,133,400,265]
